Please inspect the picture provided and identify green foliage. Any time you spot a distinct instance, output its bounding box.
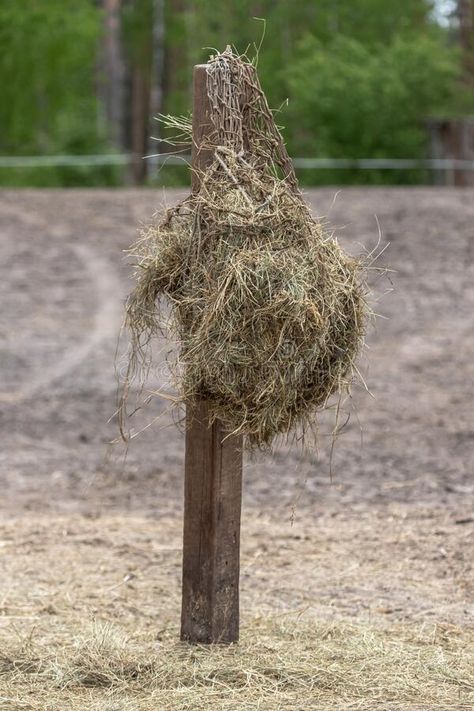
[0,0,467,186]
[157,0,463,186]
[0,0,113,186]
[122,0,153,69]
[285,33,460,184]
[163,0,438,113]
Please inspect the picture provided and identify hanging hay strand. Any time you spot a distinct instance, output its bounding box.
[123,47,370,449]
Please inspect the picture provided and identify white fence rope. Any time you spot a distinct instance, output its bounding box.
[0,154,473,170]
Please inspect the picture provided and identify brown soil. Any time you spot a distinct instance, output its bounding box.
[0,187,472,516]
[0,188,473,709]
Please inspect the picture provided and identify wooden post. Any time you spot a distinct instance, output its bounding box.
[180,65,244,644]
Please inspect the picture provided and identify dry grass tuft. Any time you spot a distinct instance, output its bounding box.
[122,48,370,448]
[1,513,473,709]
[1,616,473,710]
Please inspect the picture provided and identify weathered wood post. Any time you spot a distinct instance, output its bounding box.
[180,64,244,645]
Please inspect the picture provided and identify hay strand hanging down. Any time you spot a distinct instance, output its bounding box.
[123,47,370,449]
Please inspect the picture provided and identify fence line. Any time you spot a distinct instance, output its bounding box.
[292,158,474,170]
[0,154,185,168]
[1,154,474,171]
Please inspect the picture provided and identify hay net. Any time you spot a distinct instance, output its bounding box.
[123,47,369,449]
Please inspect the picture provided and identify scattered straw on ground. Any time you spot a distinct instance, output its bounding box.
[122,48,370,448]
[0,511,472,710]
[2,615,473,710]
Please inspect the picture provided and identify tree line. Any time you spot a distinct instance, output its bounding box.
[0,0,472,186]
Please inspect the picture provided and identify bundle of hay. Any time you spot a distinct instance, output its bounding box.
[124,48,369,448]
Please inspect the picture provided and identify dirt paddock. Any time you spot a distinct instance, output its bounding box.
[0,187,473,709]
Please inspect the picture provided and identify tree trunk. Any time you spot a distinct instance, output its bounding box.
[458,0,474,87]
[163,0,186,113]
[147,0,166,176]
[131,63,151,183]
[101,0,127,149]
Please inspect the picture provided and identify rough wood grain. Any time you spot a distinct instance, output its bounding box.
[180,64,244,644]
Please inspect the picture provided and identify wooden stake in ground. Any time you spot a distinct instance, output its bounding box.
[180,65,244,645]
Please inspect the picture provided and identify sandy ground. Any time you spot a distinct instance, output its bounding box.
[0,512,473,710]
[0,187,473,709]
[0,187,473,516]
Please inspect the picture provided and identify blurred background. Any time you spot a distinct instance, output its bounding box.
[0,0,472,188]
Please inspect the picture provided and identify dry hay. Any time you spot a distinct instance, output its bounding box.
[122,47,369,448]
[1,614,473,710]
[1,513,473,710]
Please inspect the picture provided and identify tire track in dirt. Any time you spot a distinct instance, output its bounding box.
[0,243,123,403]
